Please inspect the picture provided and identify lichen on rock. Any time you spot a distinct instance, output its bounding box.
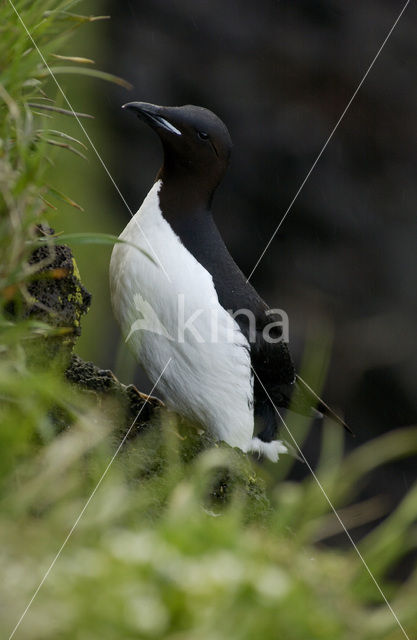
[27,227,90,360]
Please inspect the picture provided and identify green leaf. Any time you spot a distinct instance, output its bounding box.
[27,103,94,118]
[37,65,132,89]
[36,129,88,150]
[45,186,84,211]
[43,11,110,23]
[35,233,157,265]
[38,136,88,160]
[51,54,95,64]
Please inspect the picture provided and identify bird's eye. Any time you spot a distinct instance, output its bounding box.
[197,131,209,140]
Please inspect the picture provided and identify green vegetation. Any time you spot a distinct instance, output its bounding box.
[1,2,416,639]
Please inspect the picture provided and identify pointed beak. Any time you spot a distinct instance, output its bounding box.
[122,102,182,136]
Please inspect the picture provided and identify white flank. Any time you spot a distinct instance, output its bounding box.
[110,180,254,450]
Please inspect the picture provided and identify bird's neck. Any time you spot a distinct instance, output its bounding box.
[155,162,218,216]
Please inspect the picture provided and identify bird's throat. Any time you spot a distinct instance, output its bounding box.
[156,170,214,223]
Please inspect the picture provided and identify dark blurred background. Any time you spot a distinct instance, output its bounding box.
[54,0,416,499]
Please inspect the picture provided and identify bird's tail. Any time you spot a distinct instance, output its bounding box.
[293,374,354,436]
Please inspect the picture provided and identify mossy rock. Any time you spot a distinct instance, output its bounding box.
[13,225,91,370]
[66,354,270,522]
[120,411,271,523]
[65,353,162,432]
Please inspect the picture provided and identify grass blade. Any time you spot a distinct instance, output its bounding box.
[27,103,94,118]
[35,233,157,265]
[51,54,94,64]
[46,186,84,211]
[38,65,132,89]
[36,129,88,150]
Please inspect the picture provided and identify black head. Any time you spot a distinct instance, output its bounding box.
[122,102,232,208]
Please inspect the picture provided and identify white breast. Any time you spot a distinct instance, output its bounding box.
[109,180,254,450]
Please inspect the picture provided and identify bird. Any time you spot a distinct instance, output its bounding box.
[109,102,351,462]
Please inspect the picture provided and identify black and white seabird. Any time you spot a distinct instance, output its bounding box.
[110,102,350,462]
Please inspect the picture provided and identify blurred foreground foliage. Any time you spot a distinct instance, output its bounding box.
[1,1,417,639]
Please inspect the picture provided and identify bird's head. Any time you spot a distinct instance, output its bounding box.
[122,102,232,202]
